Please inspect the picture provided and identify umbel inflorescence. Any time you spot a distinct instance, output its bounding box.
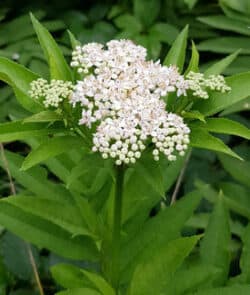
[29,40,230,165]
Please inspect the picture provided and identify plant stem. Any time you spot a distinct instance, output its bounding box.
[111,164,125,292]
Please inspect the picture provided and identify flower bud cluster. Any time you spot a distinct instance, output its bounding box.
[70,40,190,164]
[186,71,231,99]
[29,78,74,108]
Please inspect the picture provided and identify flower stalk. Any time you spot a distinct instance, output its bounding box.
[111,164,125,291]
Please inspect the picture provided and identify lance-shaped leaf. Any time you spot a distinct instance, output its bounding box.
[190,118,250,140]
[0,120,64,142]
[190,127,242,160]
[4,196,95,238]
[164,25,189,72]
[23,110,63,123]
[200,194,231,286]
[0,201,98,261]
[240,223,250,282]
[192,285,250,295]
[0,57,42,112]
[121,190,202,282]
[21,136,85,170]
[30,13,72,81]
[128,236,200,295]
[185,41,199,74]
[204,50,241,76]
[194,72,250,116]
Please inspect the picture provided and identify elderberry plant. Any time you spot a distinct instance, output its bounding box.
[0,13,250,295]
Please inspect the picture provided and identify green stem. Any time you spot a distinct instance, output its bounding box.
[111,164,125,292]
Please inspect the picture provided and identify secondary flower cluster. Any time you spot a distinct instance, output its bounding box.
[29,78,74,108]
[70,40,190,164]
[186,71,230,99]
[28,39,231,165]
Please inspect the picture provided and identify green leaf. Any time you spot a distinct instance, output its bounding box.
[191,118,250,139]
[121,190,202,282]
[219,154,250,188]
[194,72,250,116]
[23,110,62,123]
[149,23,179,45]
[190,127,242,160]
[21,136,84,170]
[197,37,250,54]
[4,196,94,238]
[30,13,72,81]
[0,120,64,142]
[167,264,220,295]
[1,232,39,280]
[56,289,101,295]
[204,50,241,76]
[51,264,93,289]
[133,0,160,28]
[81,270,115,295]
[240,224,250,282]
[185,41,199,74]
[164,25,189,72]
[181,110,205,122]
[200,194,231,286]
[128,236,200,295]
[0,150,73,204]
[0,201,98,261]
[192,284,250,295]
[198,15,250,36]
[114,14,142,34]
[0,57,42,113]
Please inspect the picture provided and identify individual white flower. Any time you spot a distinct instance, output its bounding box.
[29,79,74,108]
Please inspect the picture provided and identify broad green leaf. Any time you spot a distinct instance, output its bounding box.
[0,57,42,112]
[164,25,189,72]
[51,264,93,289]
[23,110,62,123]
[204,50,241,75]
[128,236,200,295]
[192,284,250,295]
[81,270,115,295]
[30,13,72,81]
[21,136,84,170]
[167,264,220,295]
[219,154,250,188]
[240,224,250,282]
[186,212,245,238]
[191,118,250,139]
[4,196,94,238]
[200,194,231,286]
[197,181,250,220]
[197,37,250,54]
[220,0,250,14]
[114,14,142,34]
[133,0,160,28]
[56,289,101,295]
[0,150,73,204]
[0,120,64,142]
[1,232,39,280]
[185,41,199,74]
[182,110,205,122]
[190,127,242,160]
[121,190,202,282]
[149,23,179,45]
[198,15,250,36]
[194,72,250,116]
[0,201,98,261]
[220,97,250,116]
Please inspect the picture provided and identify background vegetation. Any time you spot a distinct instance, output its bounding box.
[0,0,250,294]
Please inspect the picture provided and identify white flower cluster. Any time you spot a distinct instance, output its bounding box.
[70,40,190,165]
[186,71,231,99]
[29,78,74,108]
